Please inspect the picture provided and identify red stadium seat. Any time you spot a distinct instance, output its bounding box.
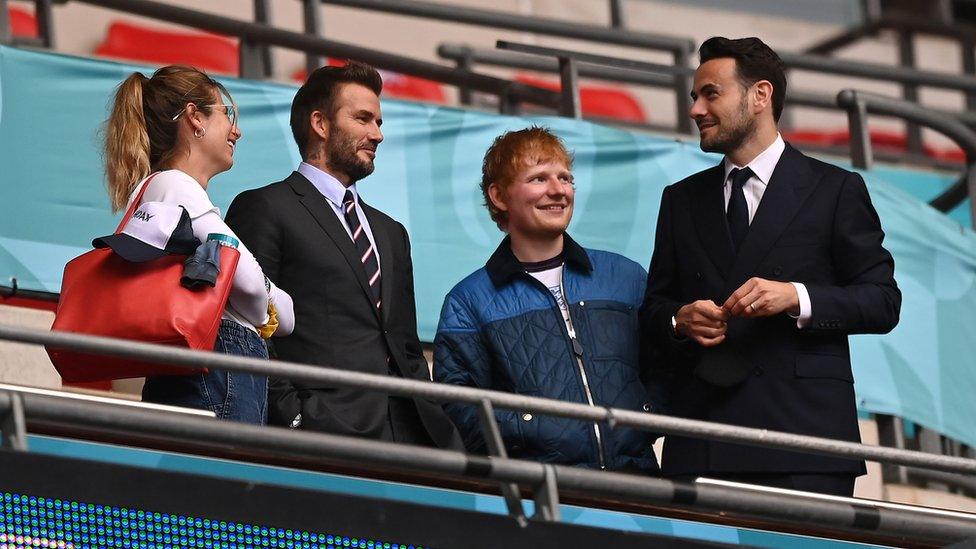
[8,5,38,38]
[515,74,648,123]
[292,61,446,104]
[94,20,239,75]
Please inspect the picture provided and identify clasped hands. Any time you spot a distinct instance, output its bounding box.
[674,277,800,347]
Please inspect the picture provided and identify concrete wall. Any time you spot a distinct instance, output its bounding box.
[0,305,59,389]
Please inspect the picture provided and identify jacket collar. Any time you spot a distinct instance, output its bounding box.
[486,233,592,288]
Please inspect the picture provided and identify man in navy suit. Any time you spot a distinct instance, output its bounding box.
[640,36,901,496]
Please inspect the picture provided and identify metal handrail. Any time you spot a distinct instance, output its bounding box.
[437,42,976,127]
[2,387,975,545]
[314,0,696,132]
[837,89,976,226]
[6,323,976,476]
[447,40,976,219]
[317,0,694,53]
[64,0,561,112]
[0,391,976,544]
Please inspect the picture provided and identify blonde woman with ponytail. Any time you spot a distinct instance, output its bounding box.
[104,65,294,424]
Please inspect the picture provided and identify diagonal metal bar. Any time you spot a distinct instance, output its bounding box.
[476,398,526,525]
[532,464,560,522]
[0,392,27,451]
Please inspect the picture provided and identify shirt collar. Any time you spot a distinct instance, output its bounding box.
[722,133,785,187]
[486,233,592,288]
[298,162,357,207]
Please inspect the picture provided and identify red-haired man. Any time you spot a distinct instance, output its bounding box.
[434,127,660,472]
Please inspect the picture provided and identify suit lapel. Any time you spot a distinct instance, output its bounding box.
[361,200,394,325]
[286,173,378,314]
[690,163,736,279]
[724,145,820,295]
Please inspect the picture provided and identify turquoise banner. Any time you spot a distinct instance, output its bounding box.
[1,46,974,447]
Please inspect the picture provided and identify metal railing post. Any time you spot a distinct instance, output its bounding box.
[533,464,560,522]
[0,0,11,45]
[454,46,474,106]
[302,0,323,76]
[252,0,275,78]
[239,38,266,80]
[608,0,625,29]
[839,90,874,170]
[557,56,581,119]
[918,426,950,492]
[476,398,527,526]
[962,38,976,111]
[876,414,908,484]
[33,0,53,48]
[967,164,976,227]
[898,29,923,156]
[674,45,694,135]
[498,90,520,115]
[0,392,28,451]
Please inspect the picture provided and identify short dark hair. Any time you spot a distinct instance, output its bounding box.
[289,62,383,159]
[699,36,787,122]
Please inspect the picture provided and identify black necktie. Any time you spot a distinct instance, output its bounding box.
[726,167,753,252]
[342,190,382,309]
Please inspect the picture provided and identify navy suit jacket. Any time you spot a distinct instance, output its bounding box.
[640,144,900,476]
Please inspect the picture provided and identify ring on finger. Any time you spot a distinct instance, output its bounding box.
[749,302,757,312]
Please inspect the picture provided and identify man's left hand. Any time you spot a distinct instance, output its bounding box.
[723,277,800,318]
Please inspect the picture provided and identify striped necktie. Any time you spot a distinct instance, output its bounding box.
[342,190,382,309]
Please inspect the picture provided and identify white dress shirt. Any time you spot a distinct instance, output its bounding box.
[298,162,381,273]
[722,134,811,328]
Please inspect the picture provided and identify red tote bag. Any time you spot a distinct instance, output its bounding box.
[47,174,240,382]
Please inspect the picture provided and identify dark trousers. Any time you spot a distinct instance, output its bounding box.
[693,473,856,497]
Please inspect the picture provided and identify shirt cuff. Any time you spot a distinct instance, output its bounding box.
[789,282,811,329]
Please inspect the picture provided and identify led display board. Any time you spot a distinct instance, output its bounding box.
[0,450,729,548]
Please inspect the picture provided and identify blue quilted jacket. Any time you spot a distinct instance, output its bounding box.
[434,235,659,473]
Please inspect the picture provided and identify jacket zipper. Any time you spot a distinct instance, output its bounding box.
[556,273,607,470]
[522,270,607,469]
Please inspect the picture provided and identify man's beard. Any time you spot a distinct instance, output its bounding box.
[700,96,756,155]
[327,125,375,184]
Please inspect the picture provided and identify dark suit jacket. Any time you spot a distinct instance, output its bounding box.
[225,171,462,449]
[640,144,900,476]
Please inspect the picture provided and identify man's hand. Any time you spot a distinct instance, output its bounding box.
[723,277,799,318]
[674,300,728,347]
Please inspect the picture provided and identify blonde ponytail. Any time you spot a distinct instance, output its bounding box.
[104,72,150,212]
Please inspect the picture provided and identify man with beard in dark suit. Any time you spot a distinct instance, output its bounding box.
[226,62,461,449]
[640,37,900,496]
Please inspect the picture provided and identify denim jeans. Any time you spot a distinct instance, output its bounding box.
[142,320,269,424]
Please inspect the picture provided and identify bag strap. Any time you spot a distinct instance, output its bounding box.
[114,172,161,234]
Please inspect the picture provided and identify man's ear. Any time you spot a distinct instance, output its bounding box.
[309,110,330,141]
[752,80,773,115]
[487,183,508,212]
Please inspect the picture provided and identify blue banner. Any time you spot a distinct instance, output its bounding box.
[1,46,973,447]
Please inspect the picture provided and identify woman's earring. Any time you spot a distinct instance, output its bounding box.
[194,128,206,139]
